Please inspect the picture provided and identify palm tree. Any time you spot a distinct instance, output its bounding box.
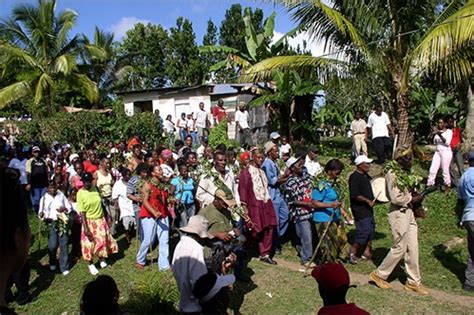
[241,0,474,147]
[0,0,100,115]
[80,27,132,106]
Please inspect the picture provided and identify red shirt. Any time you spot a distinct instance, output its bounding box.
[139,182,169,219]
[212,105,227,123]
[318,303,370,315]
[451,127,461,149]
[83,160,98,174]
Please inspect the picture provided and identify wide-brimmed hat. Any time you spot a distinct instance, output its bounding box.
[371,177,389,203]
[214,188,237,208]
[193,273,236,302]
[264,141,276,155]
[179,215,214,239]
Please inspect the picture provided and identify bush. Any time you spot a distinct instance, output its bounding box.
[5,106,163,150]
[208,119,238,150]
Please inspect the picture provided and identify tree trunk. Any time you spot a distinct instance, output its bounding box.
[464,82,474,151]
[396,90,411,148]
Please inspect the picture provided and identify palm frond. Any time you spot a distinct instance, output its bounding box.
[0,80,31,109]
[0,18,35,52]
[406,2,474,85]
[0,44,39,69]
[56,9,78,50]
[209,60,228,72]
[228,53,252,70]
[68,73,99,103]
[52,54,77,75]
[34,73,53,104]
[238,55,345,82]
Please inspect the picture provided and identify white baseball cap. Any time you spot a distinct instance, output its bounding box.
[286,157,301,169]
[354,155,373,165]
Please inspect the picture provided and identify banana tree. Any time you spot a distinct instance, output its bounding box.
[239,0,474,148]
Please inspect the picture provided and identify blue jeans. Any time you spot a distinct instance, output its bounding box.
[272,198,289,237]
[136,217,170,270]
[134,210,143,241]
[30,187,47,213]
[179,128,188,141]
[48,223,69,272]
[191,131,198,146]
[177,203,196,228]
[295,219,314,264]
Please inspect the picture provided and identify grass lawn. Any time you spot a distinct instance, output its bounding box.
[9,137,474,314]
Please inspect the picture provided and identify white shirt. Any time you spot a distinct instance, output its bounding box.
[305,155,323,177]
[367,112,391,139]
[172,235,208,313]
[434,129,453,151]
[112,180,134,218]
[194,110,208,128]
[163,120,175,133]
[235,110,250,129]
[280,143,291,155]
[177,118,187,129]
[186,118,196,131]
[39,191,72,220]
[8,158,27,184]
[196,168,240,208]
[161,163,175,179]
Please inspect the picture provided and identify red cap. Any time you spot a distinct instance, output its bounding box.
[239,151,250,162]
[311,263,350,292]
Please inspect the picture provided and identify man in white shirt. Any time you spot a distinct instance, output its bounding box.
[196,151,240,209]
[112,168,136,243]
[367,105,395,164]
[235,102,252,149]
[194,102,209,139]
[8,149,28,185]
[172,215,236,313]
[39,182,72,275]
[305,145,323,177]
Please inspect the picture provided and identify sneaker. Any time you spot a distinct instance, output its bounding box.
[369,271,391,289]
[62,270,70,276]
[49,265,57,271]
[99,260,108,269]
[404,282,429,295]
[88,264,99,276]
[349,253,358,265]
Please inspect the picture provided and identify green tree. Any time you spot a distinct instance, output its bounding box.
[165,17,203,86]
[242,0,474,148]
[0,0,100,115]
[201,19,220,83]
[117,23,168,90]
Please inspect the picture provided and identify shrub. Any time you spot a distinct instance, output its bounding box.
[208,119,238,150]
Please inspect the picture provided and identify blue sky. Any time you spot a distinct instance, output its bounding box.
[0,0,327,55]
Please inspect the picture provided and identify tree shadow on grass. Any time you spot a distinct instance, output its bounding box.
[346,230,386,245]
[433,244,466,285]
[29,259,56,299]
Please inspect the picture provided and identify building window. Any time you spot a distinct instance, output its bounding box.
[134,100,153,113]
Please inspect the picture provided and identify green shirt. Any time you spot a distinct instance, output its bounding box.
[199,203,233,234]
[77,187,103,220]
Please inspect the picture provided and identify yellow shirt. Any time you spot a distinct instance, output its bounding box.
[77,187,103,219]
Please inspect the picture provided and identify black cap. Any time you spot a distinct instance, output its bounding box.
[308,145,319,153]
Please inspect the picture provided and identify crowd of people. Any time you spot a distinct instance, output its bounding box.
[1,103,473,314]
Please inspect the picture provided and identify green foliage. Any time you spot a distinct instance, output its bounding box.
[208,119,236,150]
[408,85,463,143]
[165,17,203,86]
[116,23,169,89]
[11,100,163,149]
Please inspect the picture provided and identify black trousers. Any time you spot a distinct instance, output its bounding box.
[372,137,392,163]
[5,261,30,303]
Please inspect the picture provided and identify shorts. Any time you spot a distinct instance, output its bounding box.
[354,216,375,245]
[122,216,136,231]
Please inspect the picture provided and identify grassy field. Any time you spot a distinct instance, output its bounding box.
[8,137,474,314]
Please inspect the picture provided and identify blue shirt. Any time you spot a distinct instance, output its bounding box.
[262,158,283,201]
[312,180,341,223]
[459,166,474,222]
[171,176,195,204]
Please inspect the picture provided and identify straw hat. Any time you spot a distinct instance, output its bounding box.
[370,177,389,203]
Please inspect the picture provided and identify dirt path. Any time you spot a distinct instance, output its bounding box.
[274,258,474,308]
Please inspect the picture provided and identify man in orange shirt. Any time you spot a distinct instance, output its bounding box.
[448,116,463,187]
[212,99,227,125]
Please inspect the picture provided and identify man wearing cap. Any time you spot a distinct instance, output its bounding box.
[458,151,474,292]
[313,263,369,315]
[283,156,315,267]
[235,102,252,149]
[348,155,375,264]
[305,145,323,177]
[369,147,428,295]
[262,141,290,254]
[269,131,280,145]
[26,146,49,213]
[172,215,217,313]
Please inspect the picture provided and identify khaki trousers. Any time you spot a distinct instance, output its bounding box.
[376,208,421,285]
[353,134,368,156]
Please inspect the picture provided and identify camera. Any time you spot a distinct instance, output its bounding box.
[205,234,246,273]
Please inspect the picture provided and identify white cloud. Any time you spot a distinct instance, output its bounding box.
[272,31,331,58]
[108,17,151,39]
